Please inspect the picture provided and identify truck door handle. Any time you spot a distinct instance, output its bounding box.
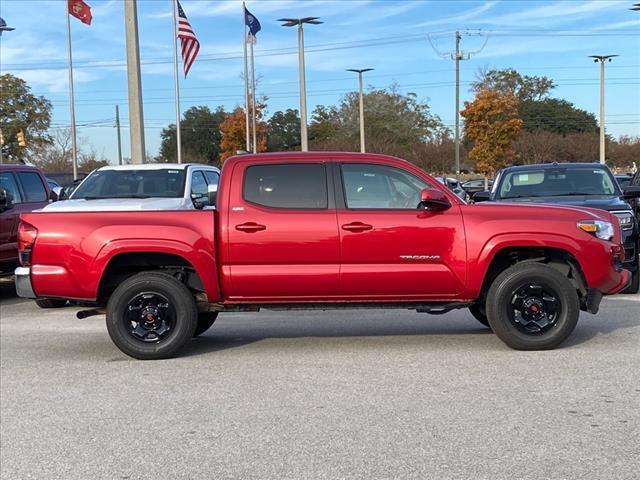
[235,222,266,233]
[341,222,373,232]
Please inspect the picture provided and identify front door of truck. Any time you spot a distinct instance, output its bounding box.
[336,163,466,299]
[225,161,340,301]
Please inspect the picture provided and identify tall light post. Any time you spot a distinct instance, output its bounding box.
[124,0,146,164]
[278,17,322,152]
[346,68,373,153]
[589,55,618,165]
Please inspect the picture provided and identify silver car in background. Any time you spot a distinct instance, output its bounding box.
[43,163,220,212]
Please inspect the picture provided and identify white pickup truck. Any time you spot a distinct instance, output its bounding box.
[43,163,220,212]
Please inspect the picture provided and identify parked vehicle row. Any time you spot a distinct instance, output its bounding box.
[13,152,635,359]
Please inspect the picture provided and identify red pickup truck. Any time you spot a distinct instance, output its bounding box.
[15,153,631,359]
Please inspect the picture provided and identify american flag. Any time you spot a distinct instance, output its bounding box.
[176,0,199,76]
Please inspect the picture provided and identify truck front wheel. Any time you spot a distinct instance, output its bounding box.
[486,263,579,350]
[106,272,197,360]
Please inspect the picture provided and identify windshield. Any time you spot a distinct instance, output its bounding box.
[498,167,620,199]
[72,169,186,199]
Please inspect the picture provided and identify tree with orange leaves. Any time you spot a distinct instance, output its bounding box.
[461,89,523,175]
[220,100,267,162]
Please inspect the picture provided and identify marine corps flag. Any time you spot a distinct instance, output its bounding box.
[68,0,92,25]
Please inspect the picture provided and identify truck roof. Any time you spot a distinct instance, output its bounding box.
[224,151,409,167]
[96,163,219,171]
[502,162,606,172]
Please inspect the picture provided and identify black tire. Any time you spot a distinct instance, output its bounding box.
[621,263,639,294]
[193,312,218,337]
[486,263,579,350]
[468,303,490,328]
[106,272,197,360]
[35,298,67,309]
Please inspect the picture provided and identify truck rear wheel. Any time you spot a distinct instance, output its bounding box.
[486,263,579,350]
[106,272,197,360]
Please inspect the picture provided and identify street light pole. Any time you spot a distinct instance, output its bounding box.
[589,55,618,165]
[347,68,374,153]
[279,17,322,152]
[124,0,146,164]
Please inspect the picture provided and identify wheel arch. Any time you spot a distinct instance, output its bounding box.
[97,250,218,304]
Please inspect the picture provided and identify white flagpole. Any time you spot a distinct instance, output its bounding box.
[65,8,79,180]
[172,0,182,164]
[242,2,251,152]
[250,36,257,153]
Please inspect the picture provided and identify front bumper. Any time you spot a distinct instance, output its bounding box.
[14,267,36,299]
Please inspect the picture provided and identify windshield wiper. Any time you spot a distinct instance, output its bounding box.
[82,194,152,200]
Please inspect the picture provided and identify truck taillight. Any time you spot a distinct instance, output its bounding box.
[18,221,38,267]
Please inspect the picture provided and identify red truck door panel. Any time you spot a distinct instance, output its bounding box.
[336,163,466,298]
[224,162,340,300]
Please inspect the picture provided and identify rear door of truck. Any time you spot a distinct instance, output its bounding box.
[224,159,340,300]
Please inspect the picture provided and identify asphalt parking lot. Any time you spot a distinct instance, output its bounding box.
[1,279,638,480]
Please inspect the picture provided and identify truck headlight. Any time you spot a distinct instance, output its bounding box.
[578,220,614,241]
[612,211,633,231]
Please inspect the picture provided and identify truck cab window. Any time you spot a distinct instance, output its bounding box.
[17,172,47,202]
[243,163,327,209]
[190,171,208,197]
[341,164,427,209]
[0,173,23,204]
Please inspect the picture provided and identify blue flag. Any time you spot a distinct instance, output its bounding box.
[244,6,261,37]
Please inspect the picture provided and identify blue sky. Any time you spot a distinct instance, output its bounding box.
[1,0,639,162]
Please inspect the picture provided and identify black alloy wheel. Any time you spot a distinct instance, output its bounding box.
[486,263,579,350]
[509,284,561,335]
[106,272,197,360]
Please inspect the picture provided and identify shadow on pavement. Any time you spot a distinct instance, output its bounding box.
[0,277,26,307]
[182,297,640,357]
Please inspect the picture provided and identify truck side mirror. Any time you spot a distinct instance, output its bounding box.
[192,184,218,210]
[0,188,13,212]
[622,185,640,200]
[418,188,451,211]
[473,191,491,203]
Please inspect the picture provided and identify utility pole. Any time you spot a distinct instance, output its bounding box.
[428,30,487,176]
[347,68,374,153]
[115,105,123,165]
[279,17,323,152]
[589,55,618,165]
[124,0,146,164]
[454,31,461,176]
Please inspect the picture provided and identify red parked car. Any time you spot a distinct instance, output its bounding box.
[0,164,55,278]
[14,153,631,359]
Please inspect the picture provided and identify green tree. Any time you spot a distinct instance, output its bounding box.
[0,74,52,161]
[267,109,301,151]
[472,68,555,102]
[158,106,226,164]
[309,84,447,152]
[519,98,597,135]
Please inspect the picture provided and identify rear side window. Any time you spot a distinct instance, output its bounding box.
[17,172,47,202]
[243,163,327,209]
[0,172,23,203]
